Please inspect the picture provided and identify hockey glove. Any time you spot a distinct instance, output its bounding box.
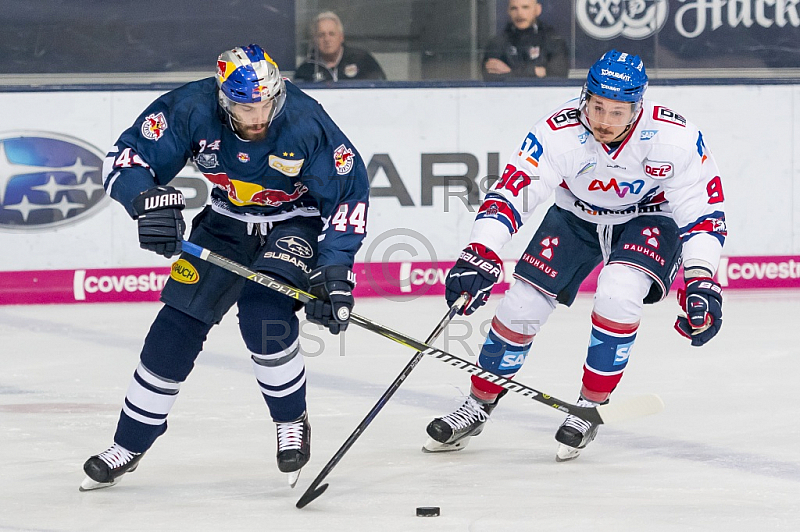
[131,186,186,258]
[674,268,723,347]
[305,265,356,335]
[445,243,502,316]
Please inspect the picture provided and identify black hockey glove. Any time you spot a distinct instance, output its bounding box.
[305,265,356,335]
[131,186,186,258]
[674,268,723,347]
[445,243,503,316]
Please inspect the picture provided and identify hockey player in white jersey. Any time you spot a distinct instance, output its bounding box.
[423,50,726,460]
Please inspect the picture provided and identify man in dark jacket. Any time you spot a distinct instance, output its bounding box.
[483,0,568,81]
[295,11,386,82]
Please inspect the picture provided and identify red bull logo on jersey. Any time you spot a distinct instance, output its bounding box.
[334,144,355,175]
[203,172,307,207]
[141,113,168,141]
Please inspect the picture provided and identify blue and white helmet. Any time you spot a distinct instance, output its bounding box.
[579,50,648,126]
[216,44,286,126]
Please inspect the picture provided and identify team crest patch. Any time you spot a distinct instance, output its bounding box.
[269,155,304,176]
[195,153,218,169]
[528,46,541,60]
[344,64,359,78]
[333,144,355,175]
[142,112,168,141]
[238,152,250,163]
[170,259,199,284]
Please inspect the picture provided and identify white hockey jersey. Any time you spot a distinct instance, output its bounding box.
[471,99,727,274]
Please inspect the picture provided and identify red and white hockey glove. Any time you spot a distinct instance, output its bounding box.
[674,268,723,347]
[445,243,502,315]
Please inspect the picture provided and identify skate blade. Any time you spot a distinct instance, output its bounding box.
[555,444,582,462]
[421,436,470,453]
[79,476,120,491]
[287,469,302,488]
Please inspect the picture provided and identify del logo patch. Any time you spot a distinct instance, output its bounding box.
[269,155,304,177]
[170,259,199,284]
[142,112,168,141]
[333,144,355,175]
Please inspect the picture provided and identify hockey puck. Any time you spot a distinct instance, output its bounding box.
[416,506,440,517]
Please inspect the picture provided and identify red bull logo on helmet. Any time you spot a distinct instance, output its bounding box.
[334,144,355,175]
[203,172,307,207]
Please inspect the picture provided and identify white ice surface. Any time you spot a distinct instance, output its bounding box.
[1,291,799,531]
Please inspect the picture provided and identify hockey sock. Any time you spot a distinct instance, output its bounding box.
[471,317,534,399]
[581,312,639,398]
[115,306,212,453]
[239,281,306,422]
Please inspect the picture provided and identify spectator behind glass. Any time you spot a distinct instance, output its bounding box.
[483,0,568,81]
[295,11,386,82]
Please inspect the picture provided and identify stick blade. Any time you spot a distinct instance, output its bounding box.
[596,394,664,424]
[296,483,329,509]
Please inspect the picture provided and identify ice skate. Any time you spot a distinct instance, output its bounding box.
[423,391,505,453]
[80,443,144,491]
[555,397,603,462]
[276,413,310,488]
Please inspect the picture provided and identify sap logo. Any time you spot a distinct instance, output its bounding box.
[614,343,633,364]
[588,178,644,198]
[0,132,108,231]
[276,236,313,258]
[640,130,658,141]
[643,159,674,179]
[499,353,527,370]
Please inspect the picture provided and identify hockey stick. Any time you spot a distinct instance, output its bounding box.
[181,241,663,426]
[295,294,468,509]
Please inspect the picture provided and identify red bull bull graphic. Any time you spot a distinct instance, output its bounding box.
[202,172,307,207]
[333,144,355,175]
[141,113,168,141]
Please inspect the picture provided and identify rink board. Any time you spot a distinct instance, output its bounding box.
[1,254,798,305]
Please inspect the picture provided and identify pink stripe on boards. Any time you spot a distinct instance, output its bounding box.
[2,255,800,306]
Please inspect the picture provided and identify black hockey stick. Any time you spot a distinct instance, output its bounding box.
[181,241,663,425]
[294,294,468,509]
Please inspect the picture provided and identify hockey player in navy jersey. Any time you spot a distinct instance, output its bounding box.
[423,50,726,461]
[81,44,369,490]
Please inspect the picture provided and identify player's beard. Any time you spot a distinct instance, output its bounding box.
[235,121,269,142]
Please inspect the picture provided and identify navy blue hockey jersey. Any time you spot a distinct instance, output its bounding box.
[102,78,369,267]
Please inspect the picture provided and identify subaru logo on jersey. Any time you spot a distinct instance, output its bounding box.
[0,132,108,231]
[276,236,314,258]
[141,112,168,141]
[334,144,355,175]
